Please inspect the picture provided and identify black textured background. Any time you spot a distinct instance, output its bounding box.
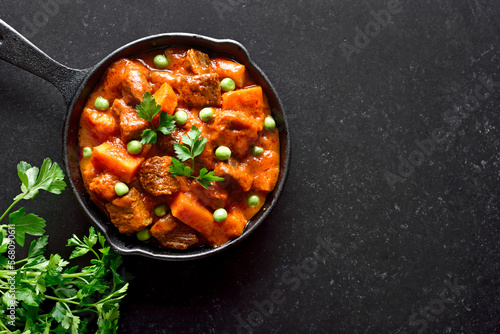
[1,1,500,333]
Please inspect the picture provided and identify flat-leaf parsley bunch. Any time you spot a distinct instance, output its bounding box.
[0,159,129,333]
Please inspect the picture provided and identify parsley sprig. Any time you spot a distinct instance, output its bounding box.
[168,125,224,188]
[0,158,66,246]
[0,159,129,333]
[136,92,176,145]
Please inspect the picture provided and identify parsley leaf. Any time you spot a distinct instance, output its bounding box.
[197,168,225,188]
[28,234,49,258]
[168,125,224,188]
[136,92,176,144]
[157,111,177,135]
[67,227,98,259]
[15,158,66,201]
[51,302,67,323]
[17,287,41,307]
[0,158,66,247]
[135,92,161,122]
[140,128,158,145]
[173,143,193,162]
[9,207,46,246]
[169,156,193,177]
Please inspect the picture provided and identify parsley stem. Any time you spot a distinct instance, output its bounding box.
[90,247,101,260]
[0,270,93,280]
[0,195,24,222]
[0,321,10,332]
[72,307,97,314]
[15,258,29,265]
[44,294,81,305]
[0,273,14,279]
[63,271,94,279]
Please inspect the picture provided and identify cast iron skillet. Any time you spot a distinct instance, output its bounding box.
[0,19,290,261]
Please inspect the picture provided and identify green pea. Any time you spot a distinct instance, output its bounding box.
[215,146,231,160]
[213,208,228,222]
[154,54,169,68]
[199,107,214,121]
[154,204,168,217]
[247,195,260,207]
[136,229,151,241]
[94,96,109,110]
[174,110,188,125]
[264,115,276,130]
[127,140,143,155]
[252,146,264,156]
[82,147,92,158]
[114,182,129,196]
[220,78,235,91]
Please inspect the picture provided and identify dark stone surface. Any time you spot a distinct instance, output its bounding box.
[0,0,499,333]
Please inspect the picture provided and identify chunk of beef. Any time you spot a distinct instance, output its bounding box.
[110,98,128,117]
[211,109,261,158]
[186,49,212,75]
[150,71,181,92]
[175,73,221,107]
[88,172,120,202]
[121,60,151,102]
[150,214,200,249]
[157,128,183,156]
[214,159,253,192]
[102,59,151,103]
[189,180,228,210]
[105,188,152,234]
[112,98,150,142]
[138,156,180,196]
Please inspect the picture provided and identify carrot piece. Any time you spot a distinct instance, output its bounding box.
[211,58,246,88]
[170,192,229,246]
[92,138,144,183]
[153,82,178,115]
[222,86,265,121]
[221,208,248,239]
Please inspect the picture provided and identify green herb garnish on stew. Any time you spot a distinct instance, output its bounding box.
[136,92,176,145]
[169,125,224,188]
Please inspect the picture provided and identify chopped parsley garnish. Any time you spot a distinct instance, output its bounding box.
[168,125,224,188]
[136,92,176,145]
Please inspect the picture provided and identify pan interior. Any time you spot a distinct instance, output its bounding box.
[64,34,290,261]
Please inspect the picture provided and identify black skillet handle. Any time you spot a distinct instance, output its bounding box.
[0,19,90,105]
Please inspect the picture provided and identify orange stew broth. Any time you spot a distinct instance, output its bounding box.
[78,47,280,249]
